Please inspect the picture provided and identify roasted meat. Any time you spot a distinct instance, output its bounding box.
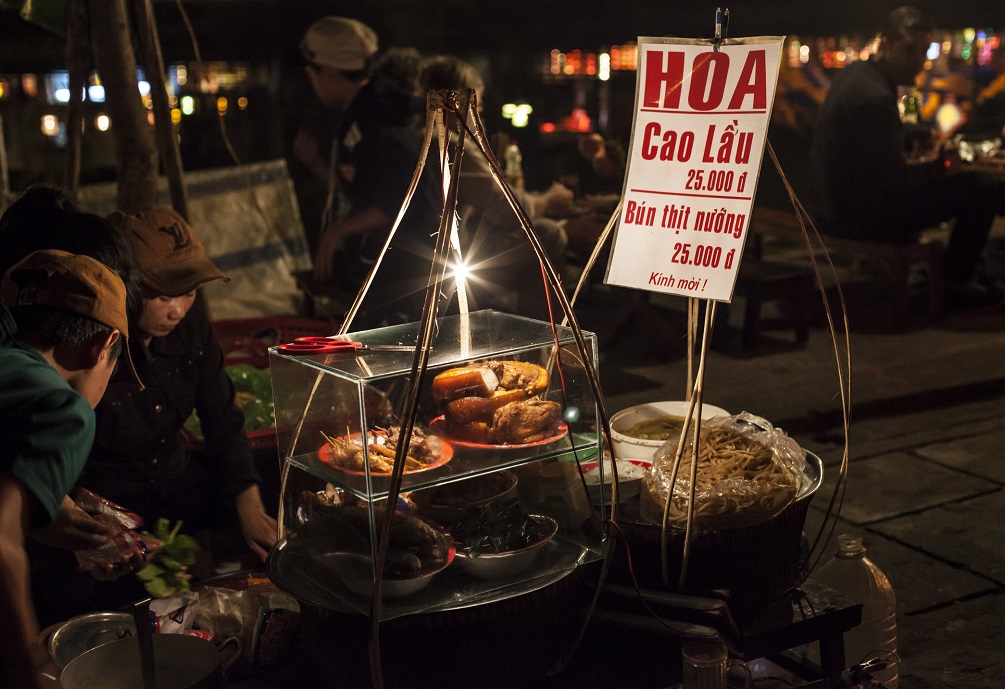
[485,360,549,395]
[490,398,562,444]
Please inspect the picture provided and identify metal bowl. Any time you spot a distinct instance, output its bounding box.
[411,470,519,525]
[48,612,136,669]
[455,515,559,580]
[314,550,455,598]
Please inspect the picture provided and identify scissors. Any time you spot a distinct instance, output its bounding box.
[276,336,414,354]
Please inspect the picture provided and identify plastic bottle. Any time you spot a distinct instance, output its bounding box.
[504,142,525,189]
[901,88,920,125]
[813,534,898,688]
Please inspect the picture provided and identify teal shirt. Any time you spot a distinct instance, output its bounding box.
[0,305,95,525]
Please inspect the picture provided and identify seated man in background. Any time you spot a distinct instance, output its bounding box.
[808,6,1005,308]
[0,250,136,689]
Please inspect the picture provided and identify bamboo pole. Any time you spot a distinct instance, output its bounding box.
[88,0,159,211]
[132,0,189,218]
[63,0,86,194]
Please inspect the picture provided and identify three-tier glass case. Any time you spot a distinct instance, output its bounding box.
[266,310,607,620]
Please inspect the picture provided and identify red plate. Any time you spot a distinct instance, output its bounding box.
[317,431,453,476]
[429,416,569,450]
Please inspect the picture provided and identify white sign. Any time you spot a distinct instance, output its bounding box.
[605,36,784,302]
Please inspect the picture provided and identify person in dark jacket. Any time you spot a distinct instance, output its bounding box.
[81,208,277,561]
[300,16,444,327]
[808,6,1004,308]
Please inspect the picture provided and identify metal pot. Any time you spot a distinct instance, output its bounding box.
[59,634,224,689]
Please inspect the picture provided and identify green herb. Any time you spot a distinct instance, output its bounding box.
[451,498,553,557]
[135,518,200,598]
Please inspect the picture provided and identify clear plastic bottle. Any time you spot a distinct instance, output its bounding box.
[901,88,920,125]
[813,534,898,688]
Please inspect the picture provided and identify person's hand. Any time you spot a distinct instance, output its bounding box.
[313,226,344,283]
[28,502,110,551]
[236,486,278,562]
[540,182,575,217]
[84,533,163,582]
[293,128,328,182]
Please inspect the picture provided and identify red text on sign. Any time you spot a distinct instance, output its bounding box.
[643,49,769,111]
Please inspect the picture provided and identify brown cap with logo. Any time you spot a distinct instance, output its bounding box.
[1,249,130,337]
[300,16,378,71]
[107,208,227,297]
[1,249,143,387]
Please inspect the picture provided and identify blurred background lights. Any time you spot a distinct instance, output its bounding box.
[237,96,248,110]
[94,114,110,132]
[53,87,70,104]
[41,114,59,136]
[180,95,195,115]
[216,96,228,114]
[598,53,610,81]
[502,102,533,128]
[87,84,105,102]
[927,42,940,60]
[138,80,150,97]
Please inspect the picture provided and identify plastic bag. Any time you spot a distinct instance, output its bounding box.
[72,489,148,579]
[151,591,199,634]
[640,412,806,530]
[239,583,301,666]
[189,586,245,640]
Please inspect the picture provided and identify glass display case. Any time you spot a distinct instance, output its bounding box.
[266,310,606,620]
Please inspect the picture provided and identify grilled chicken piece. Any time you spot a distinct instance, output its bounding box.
[490,398,562,444]
[485,360,549,395]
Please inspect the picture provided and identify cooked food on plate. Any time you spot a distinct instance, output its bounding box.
[319,425,445,474]
[432,360,562,445]
[295,502,450,580]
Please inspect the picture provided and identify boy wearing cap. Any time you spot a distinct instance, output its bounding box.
[298,15,443,327]
[0,250,131,688]
[82,208,277,571]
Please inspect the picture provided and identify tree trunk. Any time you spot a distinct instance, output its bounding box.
[87,0,159,211]
[132,0,188,219]
[63,0,86,194]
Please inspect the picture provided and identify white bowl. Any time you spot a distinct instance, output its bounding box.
[609,401,729,462]
[455,515,558,580]
[580,458,651,504]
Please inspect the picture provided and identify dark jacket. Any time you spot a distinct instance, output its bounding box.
[332,76,444,325]
[81,299,258,526]
[808,59,943,235]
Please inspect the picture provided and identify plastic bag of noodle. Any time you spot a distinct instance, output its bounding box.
[639,412,806,530]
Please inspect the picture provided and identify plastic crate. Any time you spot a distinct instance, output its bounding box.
[185,318,336,450]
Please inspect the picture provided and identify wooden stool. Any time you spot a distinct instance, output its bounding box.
[735,259,815,348]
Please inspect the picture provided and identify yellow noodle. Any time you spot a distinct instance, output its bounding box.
[641,424,800,528]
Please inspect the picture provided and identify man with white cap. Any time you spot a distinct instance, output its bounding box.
[299,16,443,328]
